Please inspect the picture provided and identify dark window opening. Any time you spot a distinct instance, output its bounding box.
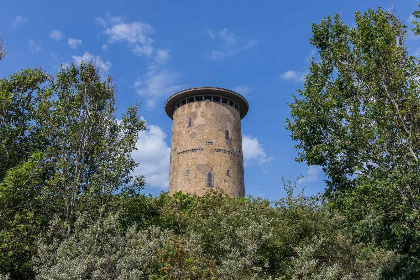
[181,100,186,105]
[195,96,203,101]
[204,95,212,101]
[225,130,230,140]
[222,98,228,104]
[188,117,192,128]
[226,170,230,176]
[213,96,220,102]
[234,104,238,110]
[205,172,214,187]
[229,100,234,106]
[187,97,194,103]
[186,169,190,176]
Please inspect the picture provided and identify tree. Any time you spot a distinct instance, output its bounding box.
[36,63,146,234]
[0,62,145,278]
[286,7,420,278]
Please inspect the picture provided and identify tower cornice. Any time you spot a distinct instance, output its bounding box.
[165,86,249,119]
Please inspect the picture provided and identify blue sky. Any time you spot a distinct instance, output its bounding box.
[1,0,419,200]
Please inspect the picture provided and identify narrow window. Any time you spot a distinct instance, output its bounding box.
[186,169,190,176]
[188,117,192,128]
[225,130,230,140]
[226,170,230,177]
[205,172,214,187]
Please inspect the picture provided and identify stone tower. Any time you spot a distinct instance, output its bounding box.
[165,87,249,197]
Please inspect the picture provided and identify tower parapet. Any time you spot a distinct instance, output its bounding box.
[165,87,248,197]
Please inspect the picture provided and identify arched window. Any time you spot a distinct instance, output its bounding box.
[225,130,230,140]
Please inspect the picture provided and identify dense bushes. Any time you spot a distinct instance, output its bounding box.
[32,184,396,279]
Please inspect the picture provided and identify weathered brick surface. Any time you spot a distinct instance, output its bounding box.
[169,100,245,197]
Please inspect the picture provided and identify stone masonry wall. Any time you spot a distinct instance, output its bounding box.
[169,100,244,197]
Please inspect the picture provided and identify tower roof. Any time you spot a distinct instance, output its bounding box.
[164,87,249,119]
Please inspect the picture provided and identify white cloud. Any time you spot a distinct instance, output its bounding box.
[99,19,155,57]
[49,30,63,41]
[232,85,250,96]
[72,52,112,73]
[105,21,154,44]
[131,124,170,188]
[154,49,170,64]
[68,38,83,49]
[133,45,154,57]
[134,68,184,109]
[10,15,28,29]
[242,135,273,166]
[297,166,323,184]
[279,70,305,83]
[217,28,237,45]
[28,40,42,53]
[95,14,123,27]
[206,28,257,61]
[97,16,171,64]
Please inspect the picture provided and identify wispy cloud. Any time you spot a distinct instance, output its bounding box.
[72,52,112,73]
[242,135,273,166]
[49,30,63,42]
[97,14,179,108]
[131,123,170,188]
[279,70,305,83]
[297,166,323,184]
[28,40,42,53]
[134,68,184,109]
[68,38,83,49]
[206,28,257,60]
[154,49,170,64]
[10,15,28,29]
[232,85,250,96]
[97,15,170,64]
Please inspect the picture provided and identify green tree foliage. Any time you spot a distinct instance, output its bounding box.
[0,68,49,181]
[34,184,393,279]
[0,63,145,278]
[286,8,420,278]
[36,63,145,233]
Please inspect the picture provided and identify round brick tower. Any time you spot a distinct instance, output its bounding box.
[165,87,249,197]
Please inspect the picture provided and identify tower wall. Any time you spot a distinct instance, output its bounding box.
[169,100,245,197]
